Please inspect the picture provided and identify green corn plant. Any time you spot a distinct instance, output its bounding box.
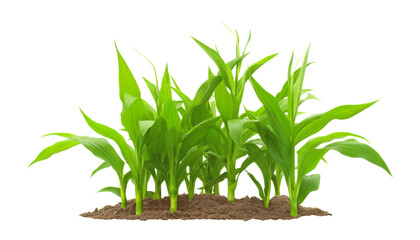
[29,132,131,209]
[134,51,175,200]
[243,61,317,197]
[148,103,223,212]
[248,46,391,216]
[192,31,278,202]
[245,152,278,208]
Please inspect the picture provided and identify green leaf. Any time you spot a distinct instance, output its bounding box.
[122,171,132,191]
[192,37,231,90]
[253,122,291,182]
[91,161,111,177]
[249,76,291,145]
[29,140,80,167]
[80,109,134,166]
[236,53,279,103]
[227,118,257,146]
[142,117,167,159]
[46,133,125,178]
[299,132,367,155]
[171,86,192,106]
[324,139,391,175]
[297,174,320,206]
[292,45,310,120]
[246,171,265,200]
[215,81,238,123]
[190,104,212,127]
[295,100,378,144]
[98,186,121,197]
[180,117,224,158]
[159,64,172,105]
[143,77,159,106]
[202,172,227,189]
[121,98,155,148]
[115,43,140,105]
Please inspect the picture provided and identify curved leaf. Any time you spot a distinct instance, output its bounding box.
[297,174,320,205]
[115,43,140,105]
[80,109,134,166]
[295,100,378,144]
[143,77,159,106]
[98,186,121,197]
[215,81,239,123]
[236,53,279,103]
[29,140,80,167]
[46,133,125,178]
[249,76,291,144]
[246,171,264,200]
[324,139,391,175]
[192,37,231,90]
[91,161,111,177]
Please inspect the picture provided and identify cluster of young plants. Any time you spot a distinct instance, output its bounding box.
[30,29,391,216]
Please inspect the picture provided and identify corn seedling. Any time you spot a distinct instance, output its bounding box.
[248,47,391,216]
[30,30,390,217]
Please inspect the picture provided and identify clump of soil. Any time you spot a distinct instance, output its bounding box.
[81,194,330,220]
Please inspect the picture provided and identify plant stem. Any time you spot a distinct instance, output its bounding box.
[214,184,220,195]
[120,187,127,209]
[273,168,282,195]
[289,195,298,216]
[170,195,178,213]
[135,184,143,215]
[227,179,235,202]
[154,181,161,200]
[187,181,195,201]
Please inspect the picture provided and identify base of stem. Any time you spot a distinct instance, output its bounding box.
[170,196,178,213]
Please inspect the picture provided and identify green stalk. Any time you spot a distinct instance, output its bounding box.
[135,182,143,215]
[120,187,127,209]
[213,184,220,195]
[227,179,235,202]
[169,165,178,212]
[154,181,161,199]
[170,195,178,213]
[227,139,236,202]
[289,194,298,216]
[263,187,271,208]
[187,181,195,201]
[263,196,270,208]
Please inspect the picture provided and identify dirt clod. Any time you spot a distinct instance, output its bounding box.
[81,194,331,220]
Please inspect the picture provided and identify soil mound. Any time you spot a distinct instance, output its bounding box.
[81,194,330,220]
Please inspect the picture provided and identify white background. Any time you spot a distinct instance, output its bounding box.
[1,0,419,239]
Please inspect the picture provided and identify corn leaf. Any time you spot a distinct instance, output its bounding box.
[80,109,134,166]
[227,118,257,146]
[236,53,279,103]
[323,139,391,175]
[91,161,111,177]
[115,43,140,105]
[297,174,320,206]
[192,37,232,91]
[143,77,159,106]
[98,186,121,197]
[215,81,239,123]
[159,64,172,105]
[246,171,264,200]
[121,98,155,148]
[29,140,80,167]
[122,171,132,191]
[46,133,125,178]
[249,76,291,144]
[292,46,310,119]
[295,100,378,144]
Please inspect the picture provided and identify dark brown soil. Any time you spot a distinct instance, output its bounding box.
[81,194,330,220]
